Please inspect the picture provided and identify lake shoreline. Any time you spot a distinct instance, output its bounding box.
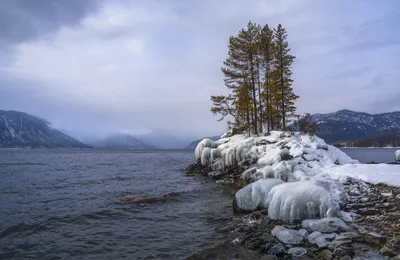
[186,134,400,259]
[186,160,400,259]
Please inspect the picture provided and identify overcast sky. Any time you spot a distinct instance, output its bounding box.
[0,0,399,138]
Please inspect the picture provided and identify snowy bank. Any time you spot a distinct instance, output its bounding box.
[194,131,400,222]
[323,164,400,187]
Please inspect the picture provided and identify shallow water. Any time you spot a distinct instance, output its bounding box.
[0,149,234,260]
[341,148,399,163]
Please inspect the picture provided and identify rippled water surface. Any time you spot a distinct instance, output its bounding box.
[0,149,235,260]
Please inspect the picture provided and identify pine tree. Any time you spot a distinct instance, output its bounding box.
[220,21,261,135]
[259,24,275,132]
[212,22,299,135]
[272,24,298,129]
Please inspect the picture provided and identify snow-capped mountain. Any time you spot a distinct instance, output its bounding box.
[0,110,90,148]
[313,109,400,143]
[89,133,155,149]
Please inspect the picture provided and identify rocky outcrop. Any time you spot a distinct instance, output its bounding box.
[186,132,400,259]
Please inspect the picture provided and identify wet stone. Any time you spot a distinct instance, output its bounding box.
[259,255,278,260]
[318,249,333,260]
[333,246,354,258]
[268,243,284,255]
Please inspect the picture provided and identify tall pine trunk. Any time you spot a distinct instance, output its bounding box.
[250,54,258,135]
[256,60,263,134]
[280,52,286,129]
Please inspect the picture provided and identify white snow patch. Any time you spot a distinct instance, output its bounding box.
[396,150,400,162]
[325,164,400,187]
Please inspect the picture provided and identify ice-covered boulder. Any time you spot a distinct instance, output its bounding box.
[233,178,284,212]
[302,217,349,233]
[396,150,400,163]
[196,131,358,181]
[195,138,218,161]
[267,181,339,223]
[193,131,362,223]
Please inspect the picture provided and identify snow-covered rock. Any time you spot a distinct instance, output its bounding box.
[302,217,349,233]
[396,150,400,162]
[194,131,400,223]
[271,226,308,244]
[195,138,218,161]
[195,131,358,179]
[194,131,360,222]
[267,181,339,222]
[234,178,284,211]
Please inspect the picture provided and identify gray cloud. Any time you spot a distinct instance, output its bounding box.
[0,0,399,139]
[0,0,102,46]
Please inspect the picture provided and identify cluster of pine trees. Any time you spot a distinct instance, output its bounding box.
[211,21,298,135]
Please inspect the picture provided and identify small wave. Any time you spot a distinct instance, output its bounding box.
[120,194,181,205]
[96,163,115,166]
[0,223,47,239]
[0,162,46,167]
[46,209,127,223]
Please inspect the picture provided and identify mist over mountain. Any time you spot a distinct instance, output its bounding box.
[86,133,155,149]
[0,110,90,148]
[132,131,199,149]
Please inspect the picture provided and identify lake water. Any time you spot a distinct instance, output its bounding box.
[340,148,399,163]
[0,149,234,260]
[0,147,396,259]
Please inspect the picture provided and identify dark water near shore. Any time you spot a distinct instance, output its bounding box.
[0,149,234,260]
[341,147,399,163]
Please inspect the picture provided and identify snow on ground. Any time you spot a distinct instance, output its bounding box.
[195,131,400,222]
[323,164,400,187]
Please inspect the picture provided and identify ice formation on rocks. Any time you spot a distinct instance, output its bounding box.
[234,178,284,211]
[194,131,364,222]
[302,217,349,233]
[267,181,339,222]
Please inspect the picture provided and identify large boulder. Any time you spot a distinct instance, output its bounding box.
[233,178,284,212]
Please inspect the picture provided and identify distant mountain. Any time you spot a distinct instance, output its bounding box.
[313,109,400,144]
[89,133,155,149]
[185,135,220,149]
[0,110,90,148]
[133,131,194,149]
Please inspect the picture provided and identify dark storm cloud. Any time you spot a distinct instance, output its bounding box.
[0,0,102,45]
[0,0,399,139]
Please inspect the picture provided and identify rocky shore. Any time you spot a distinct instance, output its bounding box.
[185,132,400,260]
[187,160,400,259]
